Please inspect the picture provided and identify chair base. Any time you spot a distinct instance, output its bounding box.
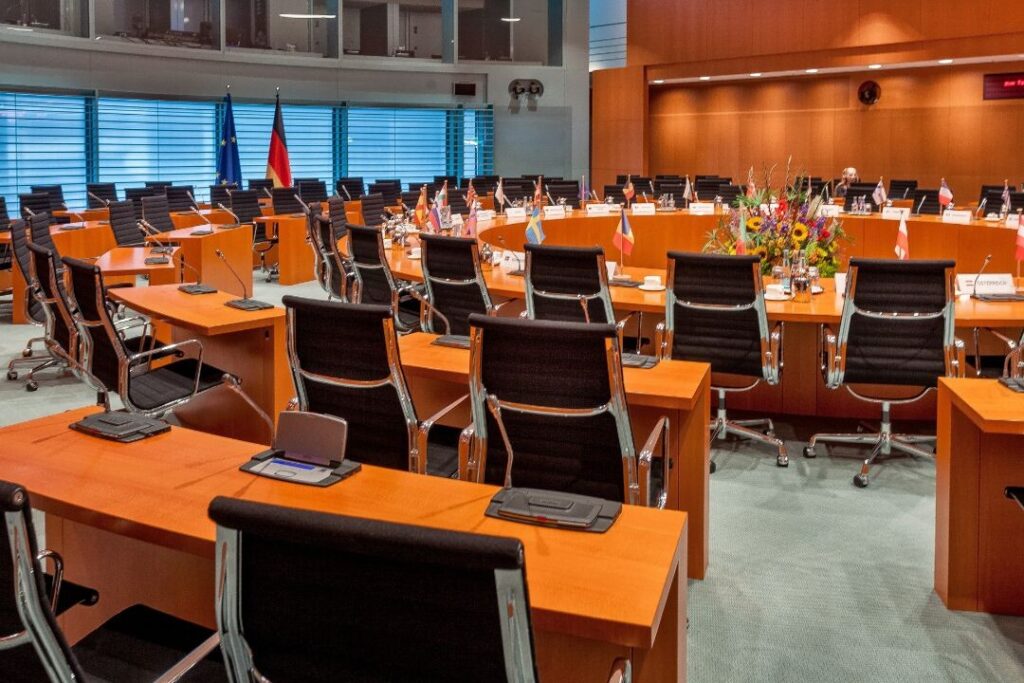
[804,402,934,488]
[710,389,789,469]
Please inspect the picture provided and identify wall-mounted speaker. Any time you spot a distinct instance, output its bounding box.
[453,83,476,97]
[858,80,881,106]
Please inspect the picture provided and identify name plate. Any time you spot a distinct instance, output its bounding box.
[1007,214,1021,228]
[476,209,496,221]
[631,203,656,216]
[835,272,847,294]
[881,206,910,220]
[450,214,464,226]
[543,205,566,218]
[942,209,973,224]
[499,251,526,271]
[586,203,611,216]
[504,207,527,221]
[818,204,842,218]
[956,273,1016,296]
[689,202,715,215]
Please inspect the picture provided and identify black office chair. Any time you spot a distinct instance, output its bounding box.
[603,185,626,203]
[805,258,965,487]
[26,211,55,252]
[226,189,262,225]
[209,497,633,683]
[107,200,146,247]
[434,174,458,186]
[368,180,401,205]
[524,244,618,325]
[247,193,279,281]
[717,184,742,206]
[547,181,582,208]
[888,179,918,200]
[657,252,788,468]
[978,184,1006,207]
[419,234,495,336]
[471,175,499,194]
[140,194,175,233]
[298,179,328,203]
[124,187,161,220]
[86,182,118,208]
[0,197,10,294]
[695,177,726,199]
[144,181,173,189]
[981,190,1024,214]
[358,192,387,227]
[311,198,352,300]
[399,190,421,210]
[29,185,66,213]
[18,193,51,220]
[21,243,78,393]
[335,177,365,200]
[165,185,197,212]
[269,187,302,216]
[247,178,274,195]
[344,224,421,332]
[209,183,237,208]
[447,191,469,216]
[5,220,51,381]
[283,296,464,476]
[843,183,883,212]
[912,189,942,215]
[0,480,221,683]
[462,314,668,507]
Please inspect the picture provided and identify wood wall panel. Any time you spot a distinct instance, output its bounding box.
[646,62,1024,195]
[591,66,647,191]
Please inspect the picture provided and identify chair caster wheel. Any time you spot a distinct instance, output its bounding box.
[26,381,38,392]
[803,446,817,458]
[853,474,869,488]
[21,349,32,358]
[709,461,717,474]
[6,370,17,381]
[776,455,789,467]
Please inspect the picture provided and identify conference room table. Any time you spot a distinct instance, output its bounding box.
[93,246,181,287]
[0,408,688,682]
[145,224,253,297]
[168,208,237,230]
[53,207,109,222]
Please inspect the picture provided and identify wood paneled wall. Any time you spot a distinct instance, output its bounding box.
[591,66,647,192]
[648,62,1024,195]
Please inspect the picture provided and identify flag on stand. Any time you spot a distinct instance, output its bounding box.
[533,176,543,206]
[682,176,694,203]
[623,175,636,203]
[435,180,449,208]
[525,206,546,244]
[215,93,242,187]
[464,203,477,238]
[894,214,910,260]
[580,175,588,204]
[612,208,635,256]
[872,178,887,207]
[428,204,442,233]
[265,93,292,188]
[1002,180,1012,212]
[465,179,477,207]
[938,178,953,208]
[494,177,506,208]
[414,185,428,228]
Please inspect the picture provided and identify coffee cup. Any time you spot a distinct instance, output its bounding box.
[605,261,618,280]
[382,238,393,249]
[766,283,785,296]
[409,247,421,259]
[643,275,662,289]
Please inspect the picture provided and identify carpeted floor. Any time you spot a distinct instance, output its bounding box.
[0,277,1022,682]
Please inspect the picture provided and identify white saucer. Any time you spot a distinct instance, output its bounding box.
[764,291,792,301]
[812,285,824,294]
[406,253,422,260]
[638,284,666,292]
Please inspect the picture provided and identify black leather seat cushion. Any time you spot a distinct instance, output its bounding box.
[127,359,225,411]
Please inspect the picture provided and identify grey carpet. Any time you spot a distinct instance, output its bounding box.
[1,277,1022,682]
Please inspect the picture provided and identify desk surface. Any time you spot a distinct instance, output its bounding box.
[939,378,1024,435]
[148,224,249,242]
[95,247,179,276]
[109,284,284,336]
[0,407,686,649]
[398,332,708,411]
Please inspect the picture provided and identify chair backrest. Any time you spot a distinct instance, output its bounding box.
[358,192,387,227]
[27,212,55,254]
[26,242,76,362]
[0,196,8,233]
[30,185,65,211]
[547,182,581,208]
[603,184,625,203]
[107,200,144,246]
[368,181,400,204]
[447,191,469,216]
[695,177,725,198]
[524,244,614,324]
[335,177,365,199]
[663,252,774,380]
[141,195,174,232]
[978,184,1006,206]
[843,183,883,212]
[344,224,399,307]
[420,234,492,335]
[982,189,1024,211]
[8,220,45,324]
[466,314,637,503]
[145,181,173,189]
[209,496,536,683]
[165,185,196,212]
[228,189,262,225]
[912,189,942,215]
[271,187,302,215]
[0,481,86,682]
[717,184,742,206]
[314,200,348,299]
[62,256,128,395]
[297,179,327,203]
[86,182,118,208]
[18,193,51,220]
[209,183,237,207]
[434,174,458,186]
[888,179,918,199]
[282,296,421,472]
[125,187,161,220]
[834,258,956,388]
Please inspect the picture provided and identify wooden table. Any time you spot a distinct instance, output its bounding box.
[169,208,238,230]
[53,207,109,223]
[107,285,290,419]
[254,213,310,285]
[2,221,116,324]
[935,378,1024,615]
[0,408,687,682]
[397,333,712,580]
[93,247,181,287]
[145,225,253,298]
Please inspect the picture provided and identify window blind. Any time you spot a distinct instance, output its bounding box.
[234,103,334,187]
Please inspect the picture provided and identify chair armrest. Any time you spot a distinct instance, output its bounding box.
[458,424,479,482]
[129,338,202,365]
[405,287,451,335]
[636,416,670,508]
[764,321,783,384]
[821,325,841,388]
[947,337,967,378]
[607,658,632,683]
[417,394,470,474]
[36,549,63,612]
[654,321,669,360]
[153,632,220,683]
[973,327,1021,377]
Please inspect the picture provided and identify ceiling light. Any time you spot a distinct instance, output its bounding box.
[805,68,819,74]
[938,58,954,65]
[699,76,711,81]
[500,16,521,22]
[750,72,762,77]
[652,79,665,85]
[868,64,882,69]
[5,26,33,32]
[279,13,336,19]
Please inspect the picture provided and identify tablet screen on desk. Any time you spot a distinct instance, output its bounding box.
[248,457,337,484]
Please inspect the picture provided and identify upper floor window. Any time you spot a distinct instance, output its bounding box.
[94,0,220,49]
[225,0,338,57]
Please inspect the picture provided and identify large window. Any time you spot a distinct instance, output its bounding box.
[94,0,220,50]
[458,0,553,65]
[97,97,218,200]
[0,0,87,36]
[234,102,334,185]
[346,107,447,187]
[0,92,87,210]
[225,0,338,57]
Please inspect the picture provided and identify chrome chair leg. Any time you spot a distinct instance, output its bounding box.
[709,389,788,470]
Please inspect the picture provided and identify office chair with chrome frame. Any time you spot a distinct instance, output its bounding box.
[358,191,388,227]
[310,197,353,300]
[804,258,965,488]
[418,233,497,336]
[461,314,669,508]
[86,182,118,208]
[283,296,465,476]
[5,220,51,381]
[140,194,176,234]
[0,480,222,683]
[0,197,11,303]
[18,192,51,221]
[656,252,787,468]
[107,200,147,246]
[344,223,423,333]
[21,243,80,393]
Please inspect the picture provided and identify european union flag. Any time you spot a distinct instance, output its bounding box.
[216,93,242,187]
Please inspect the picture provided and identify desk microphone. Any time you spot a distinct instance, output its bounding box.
[546,191,556,205]
[217,203,240,223]
[975,198,988,220]
[914,195,927,216]
[971,254,993,299]
[649,180,656,195]
[190,207,214,235]
[340,184,352,200]
[215,248,272,310]
[590,189,600,202]
[186,190,200,210]
[138,220,175,254]
[177,256,217,295]
[88,191,110,207]
[902,186,911,199]
[497,235,524,276]
[262,187,274,199]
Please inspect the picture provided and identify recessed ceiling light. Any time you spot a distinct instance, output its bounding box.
[938,58,953,65]
[279,13,336,19]
[868,64,882,70]
[500,16,521,22]
[805,68,819,74]
[699,76,711,81]
[750,72,762,77]
[652,80,665,85]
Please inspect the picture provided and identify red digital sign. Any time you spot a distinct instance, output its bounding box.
[984,72,1024,100]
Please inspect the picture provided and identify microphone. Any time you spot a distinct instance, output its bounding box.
[975,198,988,219]
[217,203,241,223]
[177,256,217,295]
[186,190,200,210]
[190,206,215,235]
[902,186,910,199]
[915,195,927,216]
[214,249,273,310]
[649,180,656,194]
[497,235,524,276]
[88,191,111,208]
[971,254,993,300]
[340,184,352,200]
[590,189,600,202]
[546,191,556,205]
[262,187,274,199]
[138,220,175,254]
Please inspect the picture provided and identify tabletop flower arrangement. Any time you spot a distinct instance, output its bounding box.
[703,166,848,277]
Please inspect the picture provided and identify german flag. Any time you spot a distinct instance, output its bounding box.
[266,93,292,188]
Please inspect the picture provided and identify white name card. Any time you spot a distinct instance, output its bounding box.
[499,251,526,271]
[504,207,527,221]
[631,202,656,215]
[818,204,841,218]
[689,202,715,215]
[835,272,847,294]
[942,209,973,225]
[956,273,1016,296]
[586,203,611,216]
[476,209,496,221]
[450,214,464,226]
[1006,214,1021,228]
[881,206,910,220]
[543,205,566,218]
